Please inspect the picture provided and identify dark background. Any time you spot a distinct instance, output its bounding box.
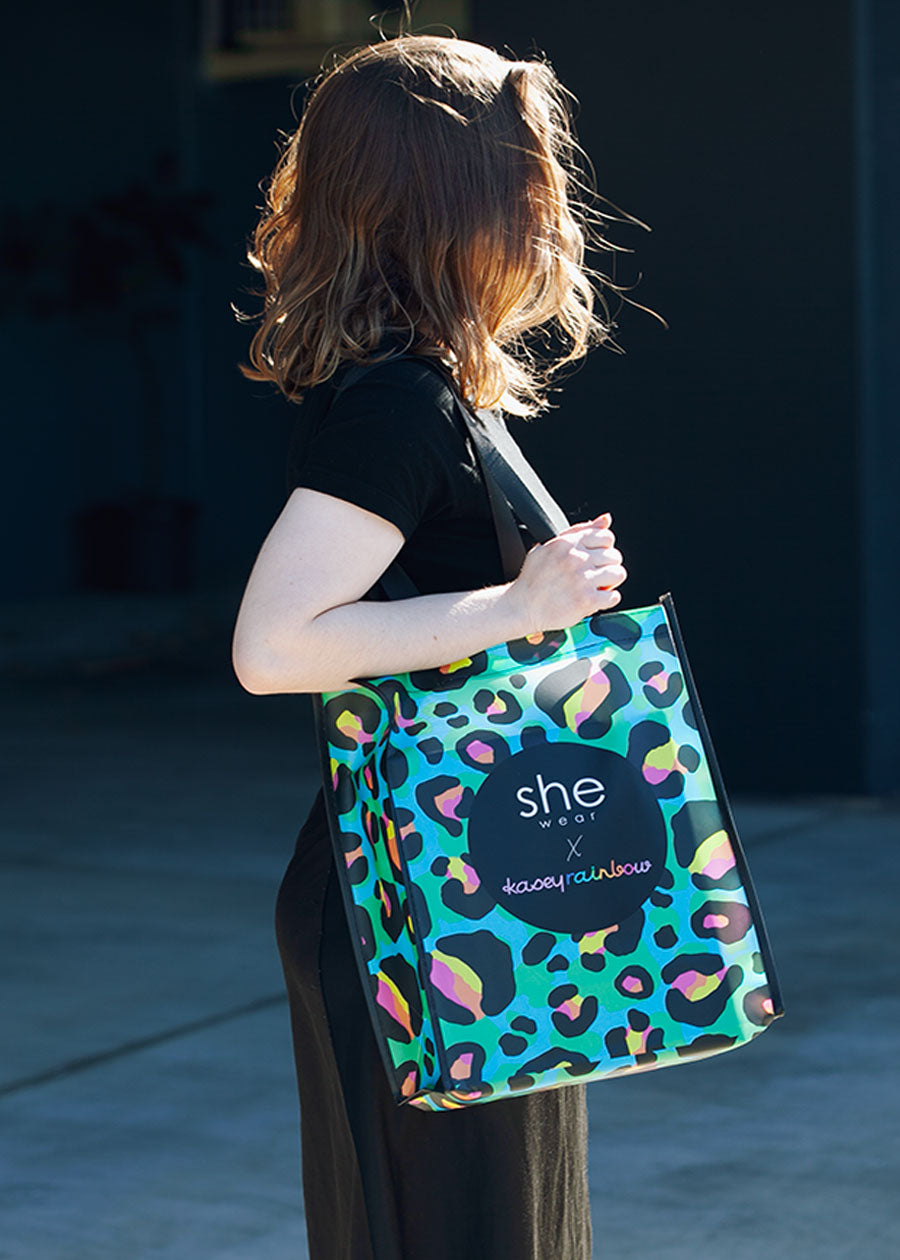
[2,1,897,794]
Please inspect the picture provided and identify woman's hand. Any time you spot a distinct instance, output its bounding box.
[507,512,627,634]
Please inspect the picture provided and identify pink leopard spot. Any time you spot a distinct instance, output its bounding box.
[702,913,730,929]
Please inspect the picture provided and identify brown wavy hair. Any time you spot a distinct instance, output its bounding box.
[238,34,654,415]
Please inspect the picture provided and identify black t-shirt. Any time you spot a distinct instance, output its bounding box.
[285,355,508,595]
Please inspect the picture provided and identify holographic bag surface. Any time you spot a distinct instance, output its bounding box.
[315,592,784,1111]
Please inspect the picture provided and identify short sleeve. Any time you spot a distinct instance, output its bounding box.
[286,360,463,540]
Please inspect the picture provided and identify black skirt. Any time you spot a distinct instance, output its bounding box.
[274,791,593,1260]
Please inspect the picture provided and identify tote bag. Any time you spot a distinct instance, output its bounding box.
[314,358,784,1111]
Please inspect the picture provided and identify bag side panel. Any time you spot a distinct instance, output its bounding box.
[316,689,436,1102]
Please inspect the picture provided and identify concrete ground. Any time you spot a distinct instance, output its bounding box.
[2,623,899,1259]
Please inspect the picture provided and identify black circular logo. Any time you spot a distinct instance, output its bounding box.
[467,742,666,933]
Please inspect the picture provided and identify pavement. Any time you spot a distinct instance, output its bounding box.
[2,590,899,1259]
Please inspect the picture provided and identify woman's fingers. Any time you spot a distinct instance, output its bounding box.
[561,522,618,551]
[570,545,621,567]
[511,510,627,631]
[588,546,622,565]
[560,512,613,539]
[585,564,628,590]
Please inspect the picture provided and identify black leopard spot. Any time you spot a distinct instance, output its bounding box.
[641,664,684,710]
[691,899,753,944]
[372,954,423,1044]
[614,964,654,1000]
[510,1015,537,1035]
[626,719,685,799]
[499,1033,529,1056]
[407,883,432,940]
[654,924,678,949]
[354,905,376,963]
[375,879,405,943]
[375,679,423,734]
[394,806,423,863]
[381,744,409,789]
[394,1060,421,1101]
[507,629,569,664]
[437,854,495,921]
[473,689,523,725]
[416,737,444,765]
[551,994,599,1036]
[447,715,469,728]
[671,801,741,890]
[513,1048,598,1080]
[534,657,631,739]
[548,983,578,1006]
[323,692,384,753]
[604,1011,665,1060]
[520,725,550,749]
[414,775,474,838]
[443,1041,488,1091]
[653,622,677,656]
[674,1032,738,1058]
[661,953,744,1026]
[455,730,511,773]
[635,1037,665,1065]
[604,1027,630,1058]
[743,984,777,1026]
[332,763,357,815]
[346,852,369,886]
[371,807,403,879]
[521,932,555,965]
[588,611,642,650]
[678,744,701,772]
[579,951,606,973]
[546,954,569,972]
[626,718,670,760]
[605,909,645,956]
[410,654,489,692]
[429,930,515,1023]
[434,702,458,716]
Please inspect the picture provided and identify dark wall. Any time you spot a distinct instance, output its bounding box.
[0,3,298,596]
[1,3,185,594]
[856,0,900,789]
[189,73,302,587]
[475,0,864,792]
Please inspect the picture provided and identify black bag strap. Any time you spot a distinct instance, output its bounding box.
[332,355,569,592]
[463,408,570,543]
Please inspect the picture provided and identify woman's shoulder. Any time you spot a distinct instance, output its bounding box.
[329,353,459,421]
[285,353,475,532]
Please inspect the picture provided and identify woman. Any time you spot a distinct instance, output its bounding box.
[232,34,634,1260]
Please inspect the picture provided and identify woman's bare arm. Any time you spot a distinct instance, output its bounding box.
[231,487,626,695]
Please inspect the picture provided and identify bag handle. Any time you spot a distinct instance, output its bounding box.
[332,355,569,592]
